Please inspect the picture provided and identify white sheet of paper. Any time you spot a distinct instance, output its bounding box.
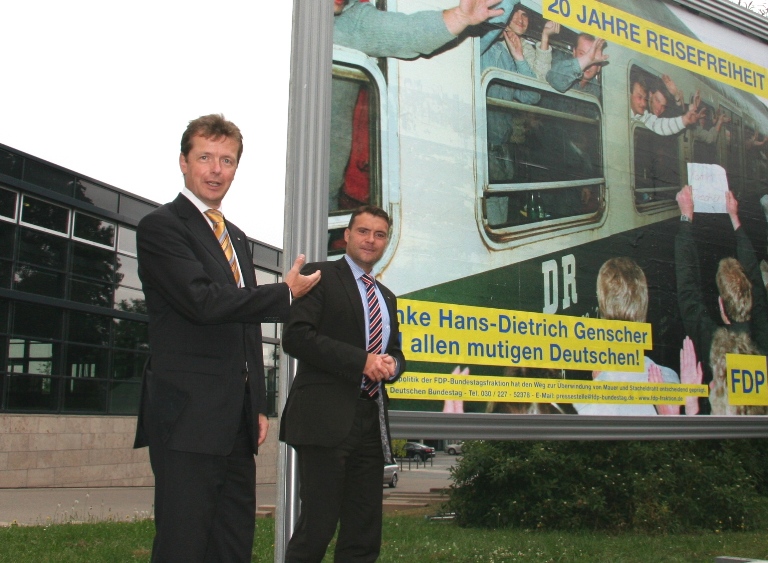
[687,163,729,213]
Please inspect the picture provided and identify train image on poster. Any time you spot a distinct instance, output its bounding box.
[328,0,768,417]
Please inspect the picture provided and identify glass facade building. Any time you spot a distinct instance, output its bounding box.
[0,143,284,417]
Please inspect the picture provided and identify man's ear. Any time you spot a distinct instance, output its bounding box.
[718,296,730,325]
[179,153,188,175]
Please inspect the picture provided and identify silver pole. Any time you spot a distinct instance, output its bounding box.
[276,1,332,560]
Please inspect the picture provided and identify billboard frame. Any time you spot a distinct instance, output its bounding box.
[278,0,768,559]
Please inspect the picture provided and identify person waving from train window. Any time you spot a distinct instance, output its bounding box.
[629,75,704,136]
[333,0,504,59]
[480,1,558,84]
[546,33,607,98]
[330,0,505,218]
[479,1,558,225]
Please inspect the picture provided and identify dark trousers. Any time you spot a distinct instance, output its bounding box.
[148,403,256,563]
[285,398,385,563]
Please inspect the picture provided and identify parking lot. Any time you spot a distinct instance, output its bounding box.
[388,452,456,493]
[0,452,462,525]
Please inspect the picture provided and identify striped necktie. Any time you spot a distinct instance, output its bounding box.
[361,273,394,463]
[204,209,241,286]
[361,273,382,397]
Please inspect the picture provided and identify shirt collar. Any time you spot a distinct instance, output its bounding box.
[344,254,369,281]
[181,188,228,216]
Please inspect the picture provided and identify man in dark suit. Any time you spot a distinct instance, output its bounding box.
[280,205,406,562]
[134,114,320,562]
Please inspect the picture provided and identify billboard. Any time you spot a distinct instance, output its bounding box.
[326,0,768,420]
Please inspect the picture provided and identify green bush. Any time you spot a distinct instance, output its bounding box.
[447,439,768,533]
[390,438,407,459]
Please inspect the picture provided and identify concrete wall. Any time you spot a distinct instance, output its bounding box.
[0,415,279,489]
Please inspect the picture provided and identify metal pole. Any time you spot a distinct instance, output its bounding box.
[276,1,332,561]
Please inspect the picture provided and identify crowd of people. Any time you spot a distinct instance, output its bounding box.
[446,182,768,417]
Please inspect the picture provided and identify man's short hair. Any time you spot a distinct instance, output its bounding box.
[181,114,244,162]
[716,257,752,322]
[647,76,663,94]
[509,3,529,19]
[630,75,647,94]
[347,205,391,229]
[596,257,648,323]
[576,32,596,46]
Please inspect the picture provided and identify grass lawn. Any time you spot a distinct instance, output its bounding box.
[2,510,768,562]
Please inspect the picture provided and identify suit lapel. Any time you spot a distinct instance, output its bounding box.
[336,258,367,338]
[173,194,240,286]
[229,225,254,288]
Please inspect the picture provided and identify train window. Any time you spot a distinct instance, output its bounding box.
[744,124,768,186]
[633,128,681,207]
[328,60,382,255]
[483,77,603,232]
[720,107,743,193]
[692,102,718,164]
[630,67,683,209]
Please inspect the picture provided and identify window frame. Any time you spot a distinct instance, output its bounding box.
[0,185,19,224]
[327,45,401,270]
[477,66,606,247]
[19,194,71,237]
[71,211,117,250]
[627,63,687,215]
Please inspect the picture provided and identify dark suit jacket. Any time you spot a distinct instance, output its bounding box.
[279,257,405,447]
[134,193,290,456]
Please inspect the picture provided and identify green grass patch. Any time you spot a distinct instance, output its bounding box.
[2,513,768,562]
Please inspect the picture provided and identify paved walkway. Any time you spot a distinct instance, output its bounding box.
[0,453,456,526]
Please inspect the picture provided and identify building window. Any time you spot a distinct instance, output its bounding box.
[72,212,116,248]
[76,179,119,212]
[0,143,282,416]
[63,344,109,413]
[20,195,70,235]
[118,225,137,255]
[70,241,115,307]
[7,338,60,412]
[0,186,18,220]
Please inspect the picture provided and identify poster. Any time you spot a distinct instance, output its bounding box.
[329,0,768,417]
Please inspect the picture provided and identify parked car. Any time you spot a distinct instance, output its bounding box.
[403,442,435,461]
[383,463,398,488]
[445,442,463,455]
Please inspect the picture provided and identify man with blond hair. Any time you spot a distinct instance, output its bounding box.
[596,257,649,324]
[575,256,681,416]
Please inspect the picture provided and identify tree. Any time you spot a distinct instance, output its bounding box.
[730,0,768,17]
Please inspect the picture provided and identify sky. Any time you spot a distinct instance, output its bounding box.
[1,1,293,248]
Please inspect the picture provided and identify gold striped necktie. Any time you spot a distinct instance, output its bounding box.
[204,209,241,286]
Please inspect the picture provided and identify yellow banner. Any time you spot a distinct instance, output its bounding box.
[726,353,768,406]
[398,299,651,372]
[389,371,708,404]
[543,0,767,98]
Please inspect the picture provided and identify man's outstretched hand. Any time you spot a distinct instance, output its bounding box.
[285,254,321,298]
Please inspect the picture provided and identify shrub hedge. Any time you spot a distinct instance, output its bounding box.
[447,439,768,533]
